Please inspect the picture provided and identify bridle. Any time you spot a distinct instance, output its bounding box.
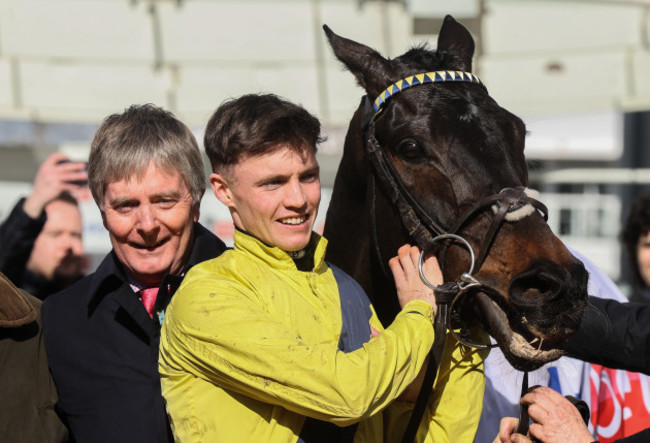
[361,70,547,441]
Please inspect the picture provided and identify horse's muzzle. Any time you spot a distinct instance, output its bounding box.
[508,259,589,341]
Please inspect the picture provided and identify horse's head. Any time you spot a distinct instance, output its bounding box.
[323,16,588,371]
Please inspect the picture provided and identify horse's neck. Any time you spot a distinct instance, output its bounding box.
[325,194,401,326]
[324,110,410,324]
[323,126,375,294]
[324,157,407,325]
[323,179,373,291]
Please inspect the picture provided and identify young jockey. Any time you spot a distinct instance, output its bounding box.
[159,93,489,442]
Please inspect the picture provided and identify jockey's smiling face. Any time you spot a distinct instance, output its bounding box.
[210,144,321,252]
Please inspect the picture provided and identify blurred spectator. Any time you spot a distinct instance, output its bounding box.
[0,271,68,442]
[0,152,87,299]
[621,192,650,303]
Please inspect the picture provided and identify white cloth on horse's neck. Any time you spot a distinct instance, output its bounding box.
[491,187,540,222]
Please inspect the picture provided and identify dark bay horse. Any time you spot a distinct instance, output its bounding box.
[322,16,588,372]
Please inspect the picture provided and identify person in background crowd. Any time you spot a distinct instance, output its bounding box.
[621,191,650,303]
[159,93,489,442]
[0,271,68,442]
[42,104,227,442]
[0,152,87,299]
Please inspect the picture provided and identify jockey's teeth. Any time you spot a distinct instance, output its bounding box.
[281,217,305,225]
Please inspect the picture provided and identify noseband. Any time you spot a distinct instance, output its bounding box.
[362,71,548,442]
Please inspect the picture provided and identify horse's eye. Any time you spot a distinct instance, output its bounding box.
[396,140,425,163]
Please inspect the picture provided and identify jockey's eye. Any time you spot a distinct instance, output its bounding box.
[396,139,425,163]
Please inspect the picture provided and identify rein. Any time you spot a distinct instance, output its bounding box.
[361,71,547,442]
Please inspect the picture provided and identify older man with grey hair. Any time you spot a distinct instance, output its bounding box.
[42,104,227,443]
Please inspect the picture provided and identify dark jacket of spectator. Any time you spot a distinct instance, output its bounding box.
[0,271,68,442]
[0,198,49,297]
[42,223,226,443]
[566,295,650,443]
[567,296,650,374]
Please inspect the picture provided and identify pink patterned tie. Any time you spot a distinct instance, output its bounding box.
[139,287,158,318]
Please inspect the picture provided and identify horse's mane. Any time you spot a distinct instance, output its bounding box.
[526,159,545,171]
[392,44,445,72]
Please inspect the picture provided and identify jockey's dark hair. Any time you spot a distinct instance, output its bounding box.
[204,93,324,173]
[621,191,650,287]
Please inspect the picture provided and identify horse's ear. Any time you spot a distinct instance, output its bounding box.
[323,25,394,98]
[437,15,475,72]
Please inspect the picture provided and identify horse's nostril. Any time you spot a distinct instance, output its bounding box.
[508,267,563,308]
[506,261,588,342]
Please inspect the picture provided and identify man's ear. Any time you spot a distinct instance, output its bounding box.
[210,173,234,208]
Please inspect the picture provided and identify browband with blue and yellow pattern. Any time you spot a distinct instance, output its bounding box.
[371,70,486,117]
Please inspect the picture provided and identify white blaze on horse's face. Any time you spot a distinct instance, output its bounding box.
[211,145,321,252]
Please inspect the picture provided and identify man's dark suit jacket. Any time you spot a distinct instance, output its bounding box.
[566,296,650,443]
[42,223,227,442]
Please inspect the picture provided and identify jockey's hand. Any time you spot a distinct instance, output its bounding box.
[389,244,440,315]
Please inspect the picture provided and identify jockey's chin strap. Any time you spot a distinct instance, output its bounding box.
[360,71,550,442]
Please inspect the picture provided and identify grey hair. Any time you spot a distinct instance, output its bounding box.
[88,104,205,209]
